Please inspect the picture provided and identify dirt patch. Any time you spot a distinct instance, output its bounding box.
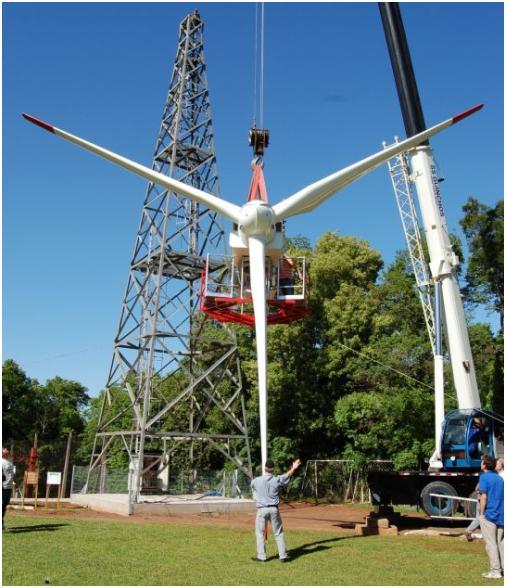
[7,501,468,536]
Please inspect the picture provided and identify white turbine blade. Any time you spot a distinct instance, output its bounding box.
[248,237,269,469]
[22,113,241,223]
[272,104,484,220]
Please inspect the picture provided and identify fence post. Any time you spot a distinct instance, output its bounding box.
[60,430,73,499]
[70,465,76,497]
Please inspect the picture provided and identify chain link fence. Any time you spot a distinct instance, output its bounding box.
[295,460,394,503]
[72,466,129,495]
[71,465,252,498]
[71,460,393,504]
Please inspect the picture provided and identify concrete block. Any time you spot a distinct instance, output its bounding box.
[378,525,398,536]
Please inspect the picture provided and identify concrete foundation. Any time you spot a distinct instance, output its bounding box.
[70,493,256,517]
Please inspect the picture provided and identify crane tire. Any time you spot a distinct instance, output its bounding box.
[420,481,459,517]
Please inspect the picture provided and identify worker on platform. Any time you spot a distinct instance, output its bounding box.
[278,256,302,297]
[251,458,302,562]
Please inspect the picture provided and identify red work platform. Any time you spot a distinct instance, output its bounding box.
[200,294,309,326]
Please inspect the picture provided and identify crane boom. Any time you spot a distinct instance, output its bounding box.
[410,145,481,412]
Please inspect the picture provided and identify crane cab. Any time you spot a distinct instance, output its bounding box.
[441,409,503,470]
[200,253,309,326]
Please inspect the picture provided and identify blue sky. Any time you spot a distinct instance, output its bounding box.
[3,2,504,397]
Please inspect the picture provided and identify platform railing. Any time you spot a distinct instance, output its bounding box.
[204,254,307,302]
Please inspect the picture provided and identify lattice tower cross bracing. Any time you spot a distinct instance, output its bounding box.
[87,10,252,502]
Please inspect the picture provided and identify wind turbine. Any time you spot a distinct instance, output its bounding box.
[23,104,483,469]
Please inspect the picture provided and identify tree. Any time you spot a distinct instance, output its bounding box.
[310,232,383,301]
[311,232,383,390]
[334,388,433,469]
[2,359,39,447]
[460,198,504,330]
[35,376,90,471]
[468,323,503,414]
[2,360,90,485]
[331,249,436,467]
[347,251,433,394]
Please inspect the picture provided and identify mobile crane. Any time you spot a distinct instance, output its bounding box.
[367,4,503,517]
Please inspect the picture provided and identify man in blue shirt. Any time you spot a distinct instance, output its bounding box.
[250,458,301,562]
[479,455,504,579]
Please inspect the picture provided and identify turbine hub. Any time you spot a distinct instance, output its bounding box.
[237,201,275,245]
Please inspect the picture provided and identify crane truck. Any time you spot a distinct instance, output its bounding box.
[366,134,504,516]
[367,3,503,518]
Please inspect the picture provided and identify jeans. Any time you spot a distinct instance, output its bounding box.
[255,506,287,560]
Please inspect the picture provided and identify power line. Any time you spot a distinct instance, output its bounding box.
[336,340,460,404]
[336,341,433,391]
[23,346,107,366]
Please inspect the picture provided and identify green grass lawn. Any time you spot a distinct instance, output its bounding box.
[2,513,500,586]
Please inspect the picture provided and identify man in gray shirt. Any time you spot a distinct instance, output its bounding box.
[251,457,302,562]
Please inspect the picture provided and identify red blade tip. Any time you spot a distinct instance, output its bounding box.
[22,113,55,133]
[452,103,484,124]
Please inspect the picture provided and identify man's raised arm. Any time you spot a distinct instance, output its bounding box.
[286,459,302,477]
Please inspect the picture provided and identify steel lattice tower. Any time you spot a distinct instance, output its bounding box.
[88,10,252,503]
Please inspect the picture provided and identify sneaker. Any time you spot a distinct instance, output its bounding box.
[465,531,473,542]
[482,571,502,579]
[251,557,265,563]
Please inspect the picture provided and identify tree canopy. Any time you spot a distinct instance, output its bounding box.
[2,360,89,484]
[460,197,504,330]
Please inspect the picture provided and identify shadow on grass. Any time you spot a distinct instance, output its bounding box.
[266,535,358,562]
[7,523,70,534]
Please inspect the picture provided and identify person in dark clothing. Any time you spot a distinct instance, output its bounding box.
[2,448,14,531]
[468,418,485,459]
